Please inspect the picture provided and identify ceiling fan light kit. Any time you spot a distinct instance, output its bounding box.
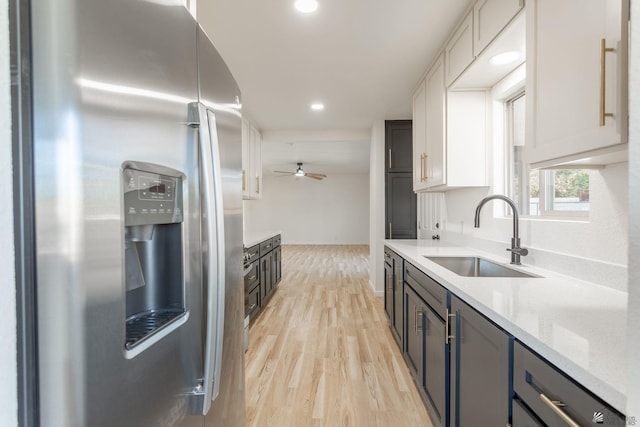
[274,162,327,180]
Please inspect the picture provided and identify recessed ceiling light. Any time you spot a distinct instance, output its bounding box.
[295,0,318,13]
[490,51,521,66]
[311,103,324,111]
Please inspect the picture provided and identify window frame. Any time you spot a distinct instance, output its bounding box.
[504,91,590,220]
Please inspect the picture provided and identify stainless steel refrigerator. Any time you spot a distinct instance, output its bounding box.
[29,0,245,425]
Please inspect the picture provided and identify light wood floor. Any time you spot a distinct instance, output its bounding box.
[245,245,433,427]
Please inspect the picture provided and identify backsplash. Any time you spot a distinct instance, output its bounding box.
[418,161,629,292]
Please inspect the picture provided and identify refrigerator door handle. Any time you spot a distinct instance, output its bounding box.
[190,102,226,414]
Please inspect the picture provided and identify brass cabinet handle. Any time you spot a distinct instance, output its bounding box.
[539,393,580,427]
[600,38,615,126]
[242,170,246,191]
[388,148,392,170]
[256,176,260,194]
[420,153,429,182]
[416,309,423,333]
[445,309,456,344]
[389,222,392,239]
[248,303,257,312]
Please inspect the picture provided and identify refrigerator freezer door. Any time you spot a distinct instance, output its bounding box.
[196,26,246,427]
[189,102,226,414]
[33,1,204,426]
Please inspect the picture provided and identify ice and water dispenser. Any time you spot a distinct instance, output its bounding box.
[122,163,186,351]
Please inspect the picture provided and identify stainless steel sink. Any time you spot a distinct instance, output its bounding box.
[424,256,539,278]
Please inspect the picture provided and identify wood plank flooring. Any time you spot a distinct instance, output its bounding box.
[245,245,433,427]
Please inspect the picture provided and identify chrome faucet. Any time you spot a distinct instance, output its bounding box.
[474,195,528,265]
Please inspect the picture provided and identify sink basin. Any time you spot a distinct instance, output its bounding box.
[424,256,539,278]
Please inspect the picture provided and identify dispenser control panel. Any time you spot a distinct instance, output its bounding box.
[123,167,183,226]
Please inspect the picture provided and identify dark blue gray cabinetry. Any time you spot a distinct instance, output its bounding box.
[384,246,626,427]
[449,295,510,427]
[383,247,403,346]
[403,261,448,427]
[513,341,625,427]
[245,234,281,322]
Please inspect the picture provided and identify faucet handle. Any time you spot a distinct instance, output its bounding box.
[507,247,529,257]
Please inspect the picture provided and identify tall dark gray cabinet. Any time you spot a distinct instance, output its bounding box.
[385,120,416,239]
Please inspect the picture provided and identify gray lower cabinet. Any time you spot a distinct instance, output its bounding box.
[513,341,625,427]
[424,307,446,424]
[260,251,273,301]
[449,295,510,427]
[272,245,282,286]
[512,398,544,427]
[384,250,394,324]
[246,234,282,322]
[404,285,425,383]
[403,261,448,427]
[384,248,403,346]
[392,252,404,345]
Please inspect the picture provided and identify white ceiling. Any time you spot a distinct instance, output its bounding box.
[198,0,473,174]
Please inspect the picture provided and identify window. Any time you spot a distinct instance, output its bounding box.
[506,92,590,217]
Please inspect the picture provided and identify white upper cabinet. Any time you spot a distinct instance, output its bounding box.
[445,11,474,87]
[525,0,629,168]
[424,55,446,188]
[411,54,488,192]
[241,117,262,200]
[473,0,524,56]
[412,79,427,192]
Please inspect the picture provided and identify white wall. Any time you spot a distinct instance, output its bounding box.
[369,120,385,296]
[443,165,628,291]
[627,0,640,418]
[243,174,370,245]
[1,0,18,424]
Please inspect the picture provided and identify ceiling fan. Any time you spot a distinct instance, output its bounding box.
[273,162,327,180]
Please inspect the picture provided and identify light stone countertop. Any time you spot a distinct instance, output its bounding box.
[384,239,627,414]
[244,231,281,249]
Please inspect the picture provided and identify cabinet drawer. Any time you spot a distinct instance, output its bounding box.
[512,398,544,427]
[404,262,447,318]
[245,244,260,264]
[272,234,281,247]
[383,247,394,266]
[244,261,259,289]
[246,284,260,318]
[259,238,273,255]
[513,341,625,426]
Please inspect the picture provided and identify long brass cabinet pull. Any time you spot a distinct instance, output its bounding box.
[419,153,425,182]
[421,154,429,182]
[242,170,246,191]
[445,309,456,344]
[414,309,423,334]
[600,38,615,126]
[256,176,260,194]
[389,148,392,169]
[389,222,392,239]
[539,393,580,427]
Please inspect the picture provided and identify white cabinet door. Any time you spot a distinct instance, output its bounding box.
[526,0,628,167]
[241,118,263,199]
[241,118,251,199]
[250,126,262,199]
[425,54,446,188]
[473,0,524,56]
[445,11,474,87]
[412,78,427,192]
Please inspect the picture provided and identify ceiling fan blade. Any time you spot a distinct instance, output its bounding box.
[273,171,294,174]
[305,173,327,179]
[305,173,325,180]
